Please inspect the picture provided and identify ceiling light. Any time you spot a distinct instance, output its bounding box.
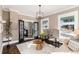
[36,5,44,20]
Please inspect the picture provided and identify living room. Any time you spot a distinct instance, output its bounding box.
[0,5,79,54]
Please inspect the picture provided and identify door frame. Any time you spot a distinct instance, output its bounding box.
[18,20,24,43]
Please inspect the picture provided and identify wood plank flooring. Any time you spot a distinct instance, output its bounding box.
[2,44,20,54]
[2,39,35,54]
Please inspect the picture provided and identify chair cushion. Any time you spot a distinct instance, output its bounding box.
[49,38,55,41]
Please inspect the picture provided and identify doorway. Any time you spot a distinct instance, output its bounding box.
[18,20,24,43]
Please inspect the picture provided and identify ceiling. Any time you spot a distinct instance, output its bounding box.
[2,5,79,18]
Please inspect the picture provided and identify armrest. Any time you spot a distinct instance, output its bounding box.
[68,40,79,51]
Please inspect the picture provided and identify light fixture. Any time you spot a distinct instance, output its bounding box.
[36,5,44,20]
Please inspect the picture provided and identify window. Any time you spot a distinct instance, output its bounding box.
[41,18,49,32]
[58,11,78,38]
[60,16,75,33]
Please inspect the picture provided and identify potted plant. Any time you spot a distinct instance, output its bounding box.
[40,32,45,41]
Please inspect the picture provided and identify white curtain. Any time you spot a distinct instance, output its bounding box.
[0,17,3,53]
[0,23,2,46]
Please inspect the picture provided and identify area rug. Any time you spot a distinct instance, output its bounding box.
[17,41,71,54]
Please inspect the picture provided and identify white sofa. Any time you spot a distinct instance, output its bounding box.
[68,39,79,51]
[59,35,79,52]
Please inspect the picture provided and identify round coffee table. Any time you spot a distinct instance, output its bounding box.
[33,39,44,50]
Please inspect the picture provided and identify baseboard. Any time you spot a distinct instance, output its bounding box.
[2,40,18,46]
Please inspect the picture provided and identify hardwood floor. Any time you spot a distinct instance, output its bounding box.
[2,39,35,54]
[2,44,20,54]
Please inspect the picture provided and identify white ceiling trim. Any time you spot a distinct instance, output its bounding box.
[10,8,34,18]
[2,5,34,18]
[45,6,79,17]
[2,5,79,18]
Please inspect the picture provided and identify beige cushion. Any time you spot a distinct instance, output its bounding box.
[76,34,79,40]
